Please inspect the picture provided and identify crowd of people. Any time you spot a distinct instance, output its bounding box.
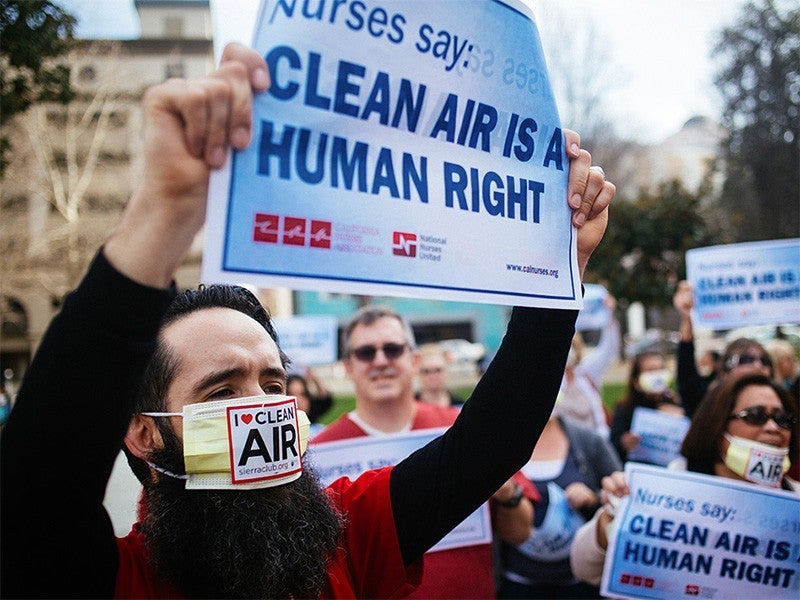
[0,37,797,600]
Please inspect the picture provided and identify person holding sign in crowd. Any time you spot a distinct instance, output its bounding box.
[494,406,621,599]
[609,351,681,463]
[673,280,773,418]
[311,305,531,598]
[557,292,620,439]
[570,372,798,587]
[0,43,615,598]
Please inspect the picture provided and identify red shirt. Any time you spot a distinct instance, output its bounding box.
[114,467,421,598]
[312,403,496,599]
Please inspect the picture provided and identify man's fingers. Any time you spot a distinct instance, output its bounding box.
[568,148,591,210]
[573,163,607,226]
[220,42,270,92]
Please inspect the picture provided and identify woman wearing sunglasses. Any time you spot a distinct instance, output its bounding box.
[569,372,798,586]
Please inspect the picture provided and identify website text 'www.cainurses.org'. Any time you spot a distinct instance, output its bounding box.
[506,263,559,278]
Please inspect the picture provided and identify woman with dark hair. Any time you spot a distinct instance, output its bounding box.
[609,351,679,463]
[570,372,798,586]
[679,373,797,485]
[287,369,333,435]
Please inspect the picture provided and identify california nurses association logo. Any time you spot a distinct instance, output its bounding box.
[253,213,331,249]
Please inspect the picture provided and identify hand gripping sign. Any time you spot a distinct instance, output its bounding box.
[205,0,581,309]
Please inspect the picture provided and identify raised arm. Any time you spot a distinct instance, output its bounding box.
[0,45,270,598]
[390,133,615,565]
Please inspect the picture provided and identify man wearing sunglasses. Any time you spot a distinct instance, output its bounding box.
[1,44,614,598]
[312,305,529,598]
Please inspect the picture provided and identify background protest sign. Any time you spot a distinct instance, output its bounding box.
[307,428,492,552]
[272,314,338,366]
[575,283,611,331]
[601,463,800,599]
[686,239,800,330]
[627,408,691,467]
[204,0,580,309]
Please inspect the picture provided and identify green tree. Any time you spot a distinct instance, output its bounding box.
[0,0,76,176]
[587,181,726,309]
[713,0,800,241]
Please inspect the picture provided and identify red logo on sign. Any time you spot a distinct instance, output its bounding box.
[621,574,631,585]
[283,216,307,246]
[310,220,332,249]
[685,584,700,596]
[644,578,654,588]
[253,213,279,243]
[392,231,417,257]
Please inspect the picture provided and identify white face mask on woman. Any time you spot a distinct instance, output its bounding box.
[637,369,671,394]
[722,433,790,488]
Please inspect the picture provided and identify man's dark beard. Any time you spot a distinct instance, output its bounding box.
[142,426,344,598]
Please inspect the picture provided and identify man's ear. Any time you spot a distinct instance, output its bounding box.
[124,414,165,460]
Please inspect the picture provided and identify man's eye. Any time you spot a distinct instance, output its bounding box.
[209,388,235,399]
[262,382,285,394]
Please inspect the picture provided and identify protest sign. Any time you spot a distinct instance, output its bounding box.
[272,314,338,366]
[575,283,611,331]
[601,463,800,599]
[627,407,691,467]
[204,0,580,309]
[686,239,800,330]
[307,428,492,552]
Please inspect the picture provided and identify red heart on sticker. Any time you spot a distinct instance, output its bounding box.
[241,413,253,424]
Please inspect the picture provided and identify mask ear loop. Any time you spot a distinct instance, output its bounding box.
[140,412,187,479]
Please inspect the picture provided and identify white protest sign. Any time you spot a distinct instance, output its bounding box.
[686,239,800,330]
[273,314,338,366]
[307,428,492,552]
[627,408,691,467]
[226,398,303,484]
[575,283,611,331]
[601,463,800,599]
[204,0,581,309]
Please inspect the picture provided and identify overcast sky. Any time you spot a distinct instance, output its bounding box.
[58,0,749,144]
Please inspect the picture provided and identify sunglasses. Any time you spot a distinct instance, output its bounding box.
[725,353,772,370]
[420,367,444,375]
[727,405,795,430]
[350,342,407,362]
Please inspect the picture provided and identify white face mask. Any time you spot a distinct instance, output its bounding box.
[637,369,671,394]
[722,433,790,488]
[143,395,310,490]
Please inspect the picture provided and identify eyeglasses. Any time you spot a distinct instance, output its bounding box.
[349,342,408,362]
[420,367,444,375]
[725,353,772,370]
[727,405,795,430]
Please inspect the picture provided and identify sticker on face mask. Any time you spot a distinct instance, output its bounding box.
[227,399,303,484]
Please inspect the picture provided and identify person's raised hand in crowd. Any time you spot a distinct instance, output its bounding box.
[595,471,629,550]
[104,43,270,288]
[673,280,695,342]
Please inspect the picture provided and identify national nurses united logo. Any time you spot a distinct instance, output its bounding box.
[393,231,417,257]
[226,399,302,484]
[283,216,307,246]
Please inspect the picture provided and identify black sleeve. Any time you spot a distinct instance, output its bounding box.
[676,340,706,418]
[0,251,175,598]
[609,403,633,463]
[390,305,576,565]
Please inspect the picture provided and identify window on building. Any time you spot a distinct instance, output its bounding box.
[164,16,184,38]
[164,61,185,80]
